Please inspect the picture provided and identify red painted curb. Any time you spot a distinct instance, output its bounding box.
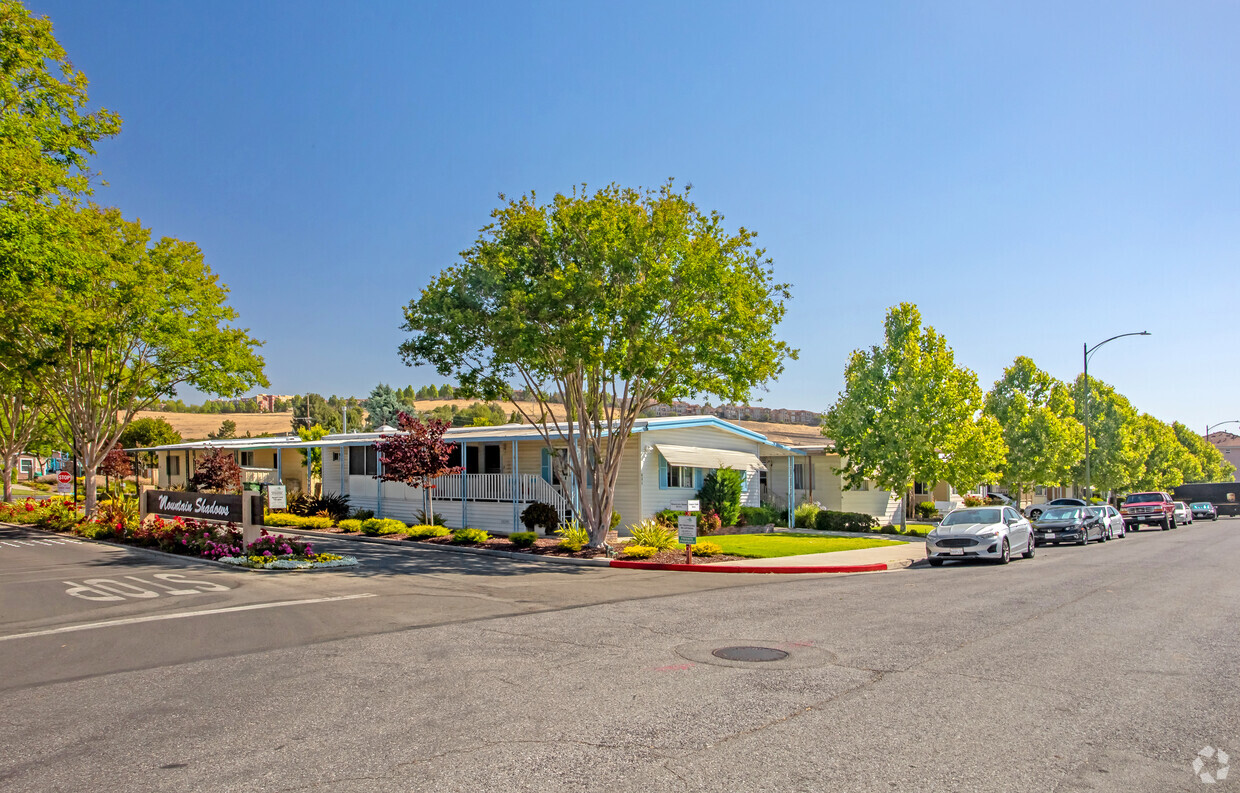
[608,559,889,574]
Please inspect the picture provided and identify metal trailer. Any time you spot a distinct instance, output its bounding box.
[1171,482,1240,517]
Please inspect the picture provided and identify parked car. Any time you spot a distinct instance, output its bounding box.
[1024,498,1088,520]
[1032,506,1107,545]
[1121,491,1177,531]
[1173,501,1192,526]
[926,506,1034,566]
[1191,501,1219,521]
[1087,505,1126,539]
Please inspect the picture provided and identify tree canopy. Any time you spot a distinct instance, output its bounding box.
[365,383,415,429]
[399,182,794,545]
[823,303,1005,520]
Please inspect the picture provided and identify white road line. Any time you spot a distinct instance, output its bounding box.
[0,594,377,642]
[1,542,18,547]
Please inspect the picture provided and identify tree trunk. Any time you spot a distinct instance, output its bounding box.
[900,491,907,532]
[2,464,12,503]
[83,453,100,518]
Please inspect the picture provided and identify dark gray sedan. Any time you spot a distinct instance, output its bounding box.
[1031,506,1107,546]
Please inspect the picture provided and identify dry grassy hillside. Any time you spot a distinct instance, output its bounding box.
[130,411,297,440]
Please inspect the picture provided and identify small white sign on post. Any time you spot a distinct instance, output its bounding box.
[267,484,287,510]
[677,514,698,546]
[668,499,701,513]
[56,470,72,495]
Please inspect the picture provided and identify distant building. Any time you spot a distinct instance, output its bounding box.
[646,401,821,425]
[1206,431,1240,483]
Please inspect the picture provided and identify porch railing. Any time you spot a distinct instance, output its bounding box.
[424,473,573,521]
[240,467,280,485]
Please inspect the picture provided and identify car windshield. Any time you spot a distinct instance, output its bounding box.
[941,508,1001,526]
[1191,502,1212,509]
[1050,499,1083,505]
[1040,507,1081,521]
[1125,493,1164,504]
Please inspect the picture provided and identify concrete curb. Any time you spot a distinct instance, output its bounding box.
[609,559,891,574]
[277,528,614,567]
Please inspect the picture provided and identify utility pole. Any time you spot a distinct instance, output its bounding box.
[1082,331,1150,502]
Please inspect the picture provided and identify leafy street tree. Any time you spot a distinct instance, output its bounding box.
[118,416,181,471]
[400,182,795,546]
[373,413,462,519]
[823,303,1006,528]
[1,206,267,516]
[189,447,242,493]
[0,370,48,501]
[211,419,237,440]
[1130,414,1201,492]
[366,384,415,429]
[1073,375,1145,496]
[453,402,506,427]
[984,356,1084,507]
[297,424,329,492]
[0,0,120,209]
[1172,422,1236,483]
[98,446,132,498]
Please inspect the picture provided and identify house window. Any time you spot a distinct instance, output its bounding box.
[1034,485,1046,496]
[484,445,501,474]
[349,446,377,475]
[857,480,869,492]
[740,472,749,494]
[914,481,928,495]
[239,451,255,467]
[793,463,804,491]
[166,455,180,476]
[667,464,695,488]
[759,470,767,493]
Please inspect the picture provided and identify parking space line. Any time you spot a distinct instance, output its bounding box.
[0,594,377,642]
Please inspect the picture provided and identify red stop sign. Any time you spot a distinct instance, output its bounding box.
[57,471,72,485]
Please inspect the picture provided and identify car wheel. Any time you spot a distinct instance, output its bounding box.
[1101,527,1109,542]
[997,538,1010,564]
[1161,519,1170,531]
[1022,534,1035,559]
[1170,517,1177,529]
[1077,530,1088,546]
[1029,509,1042,520]
[928,558,944,567]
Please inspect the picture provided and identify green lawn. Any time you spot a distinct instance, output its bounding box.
[695,532,905,559]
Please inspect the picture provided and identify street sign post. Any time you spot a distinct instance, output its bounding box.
[267,484,287,510]
[669,499,700,513]
[56,470,72,495]
[678,514,697,563]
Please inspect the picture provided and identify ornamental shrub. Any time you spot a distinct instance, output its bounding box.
[621,544,657,559]
[521,502,559,533]
[555,521,591,551]
[337,519,362,533]
[691,541,723,556]
[451,527,490,544]
[509,531,537,549]
[361,517,407,535]
[814,510,879,533]
[654,509,679,528]
[914,501,939,520]
[629,519,676,550]
[350,508,375,521]
[263,513,332,530]
[697,510,722,535]
[406,524,451,539]
[961,495,985,508]
[697,467,742,527]
[738,505,780,527]
[610,510,622,530]
[793,502,822,528]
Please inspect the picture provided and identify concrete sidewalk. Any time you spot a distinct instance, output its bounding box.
[706,540,926,570]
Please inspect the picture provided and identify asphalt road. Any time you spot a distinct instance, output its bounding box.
[1,518,1238,792]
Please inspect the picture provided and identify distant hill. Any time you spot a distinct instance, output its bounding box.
[129,411,297,441]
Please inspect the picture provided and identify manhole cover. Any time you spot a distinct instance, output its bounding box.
[711,645,790,662]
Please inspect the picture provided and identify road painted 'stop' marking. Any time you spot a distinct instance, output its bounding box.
[0,594,377,642]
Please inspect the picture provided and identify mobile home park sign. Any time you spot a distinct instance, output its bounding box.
[144,491,244,523]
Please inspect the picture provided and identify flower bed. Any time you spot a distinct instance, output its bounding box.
[217,552,356,570]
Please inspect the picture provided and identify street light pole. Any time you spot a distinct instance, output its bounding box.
[1205,420,1240,439]
[1083,331,1151,503]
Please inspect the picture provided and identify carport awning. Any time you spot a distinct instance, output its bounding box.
[654,444,767,472]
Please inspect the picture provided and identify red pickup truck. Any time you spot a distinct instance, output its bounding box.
[1121,491,1177,531]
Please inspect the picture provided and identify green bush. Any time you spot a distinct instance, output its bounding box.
[337,519,362,533]
[738,505,780,527]
[697,467,742,527]
[350,508,375,521]
[263,513,333,530]
[914,501,939,520]
[77,522,113,540]
[406,524,452,539]
[793,502,822,528]
[691,541,723,556]
[654,509,679,528]
[697,510,722,535]
[509,531,537,549]
[813,510,879,533]
[413,509,446,526]
[451,527,490,544]
[610,510,622,530]
[629,519,677,550]
[621,544,657,559]
[520,502,559,533]
[360,517,407,535]
[555,521,591,552]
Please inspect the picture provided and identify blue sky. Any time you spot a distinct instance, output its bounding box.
[33,1,1240,432]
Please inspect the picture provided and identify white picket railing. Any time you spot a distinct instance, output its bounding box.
[240,467,280,485]
[423,473,573,521]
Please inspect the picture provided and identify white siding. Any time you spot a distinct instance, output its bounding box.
[638,426,768,522]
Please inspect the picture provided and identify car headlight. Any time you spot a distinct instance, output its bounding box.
[978,530,1001,539]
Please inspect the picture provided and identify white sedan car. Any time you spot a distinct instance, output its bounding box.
[1087,505,1126,539]
[926,506,1035,566]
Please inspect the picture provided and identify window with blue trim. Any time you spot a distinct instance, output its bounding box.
[667,464,695,488]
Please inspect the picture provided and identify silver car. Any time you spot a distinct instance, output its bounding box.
[1173,501,1193,525]
[1025,497,1088,520]
[1086,505,1126,539]
[926,506,1035,566]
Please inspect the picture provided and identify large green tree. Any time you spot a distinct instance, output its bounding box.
[1074,375,1145,496]
[1172,422,1235,483]
[1131,414,1199,492]
[118,416,181,471]
[984,356,1083,507]
[400,182,795,546]
[1,205,267,515]
[823,303,1006,526]
[365,383,415,429]
[0,368,48,501]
